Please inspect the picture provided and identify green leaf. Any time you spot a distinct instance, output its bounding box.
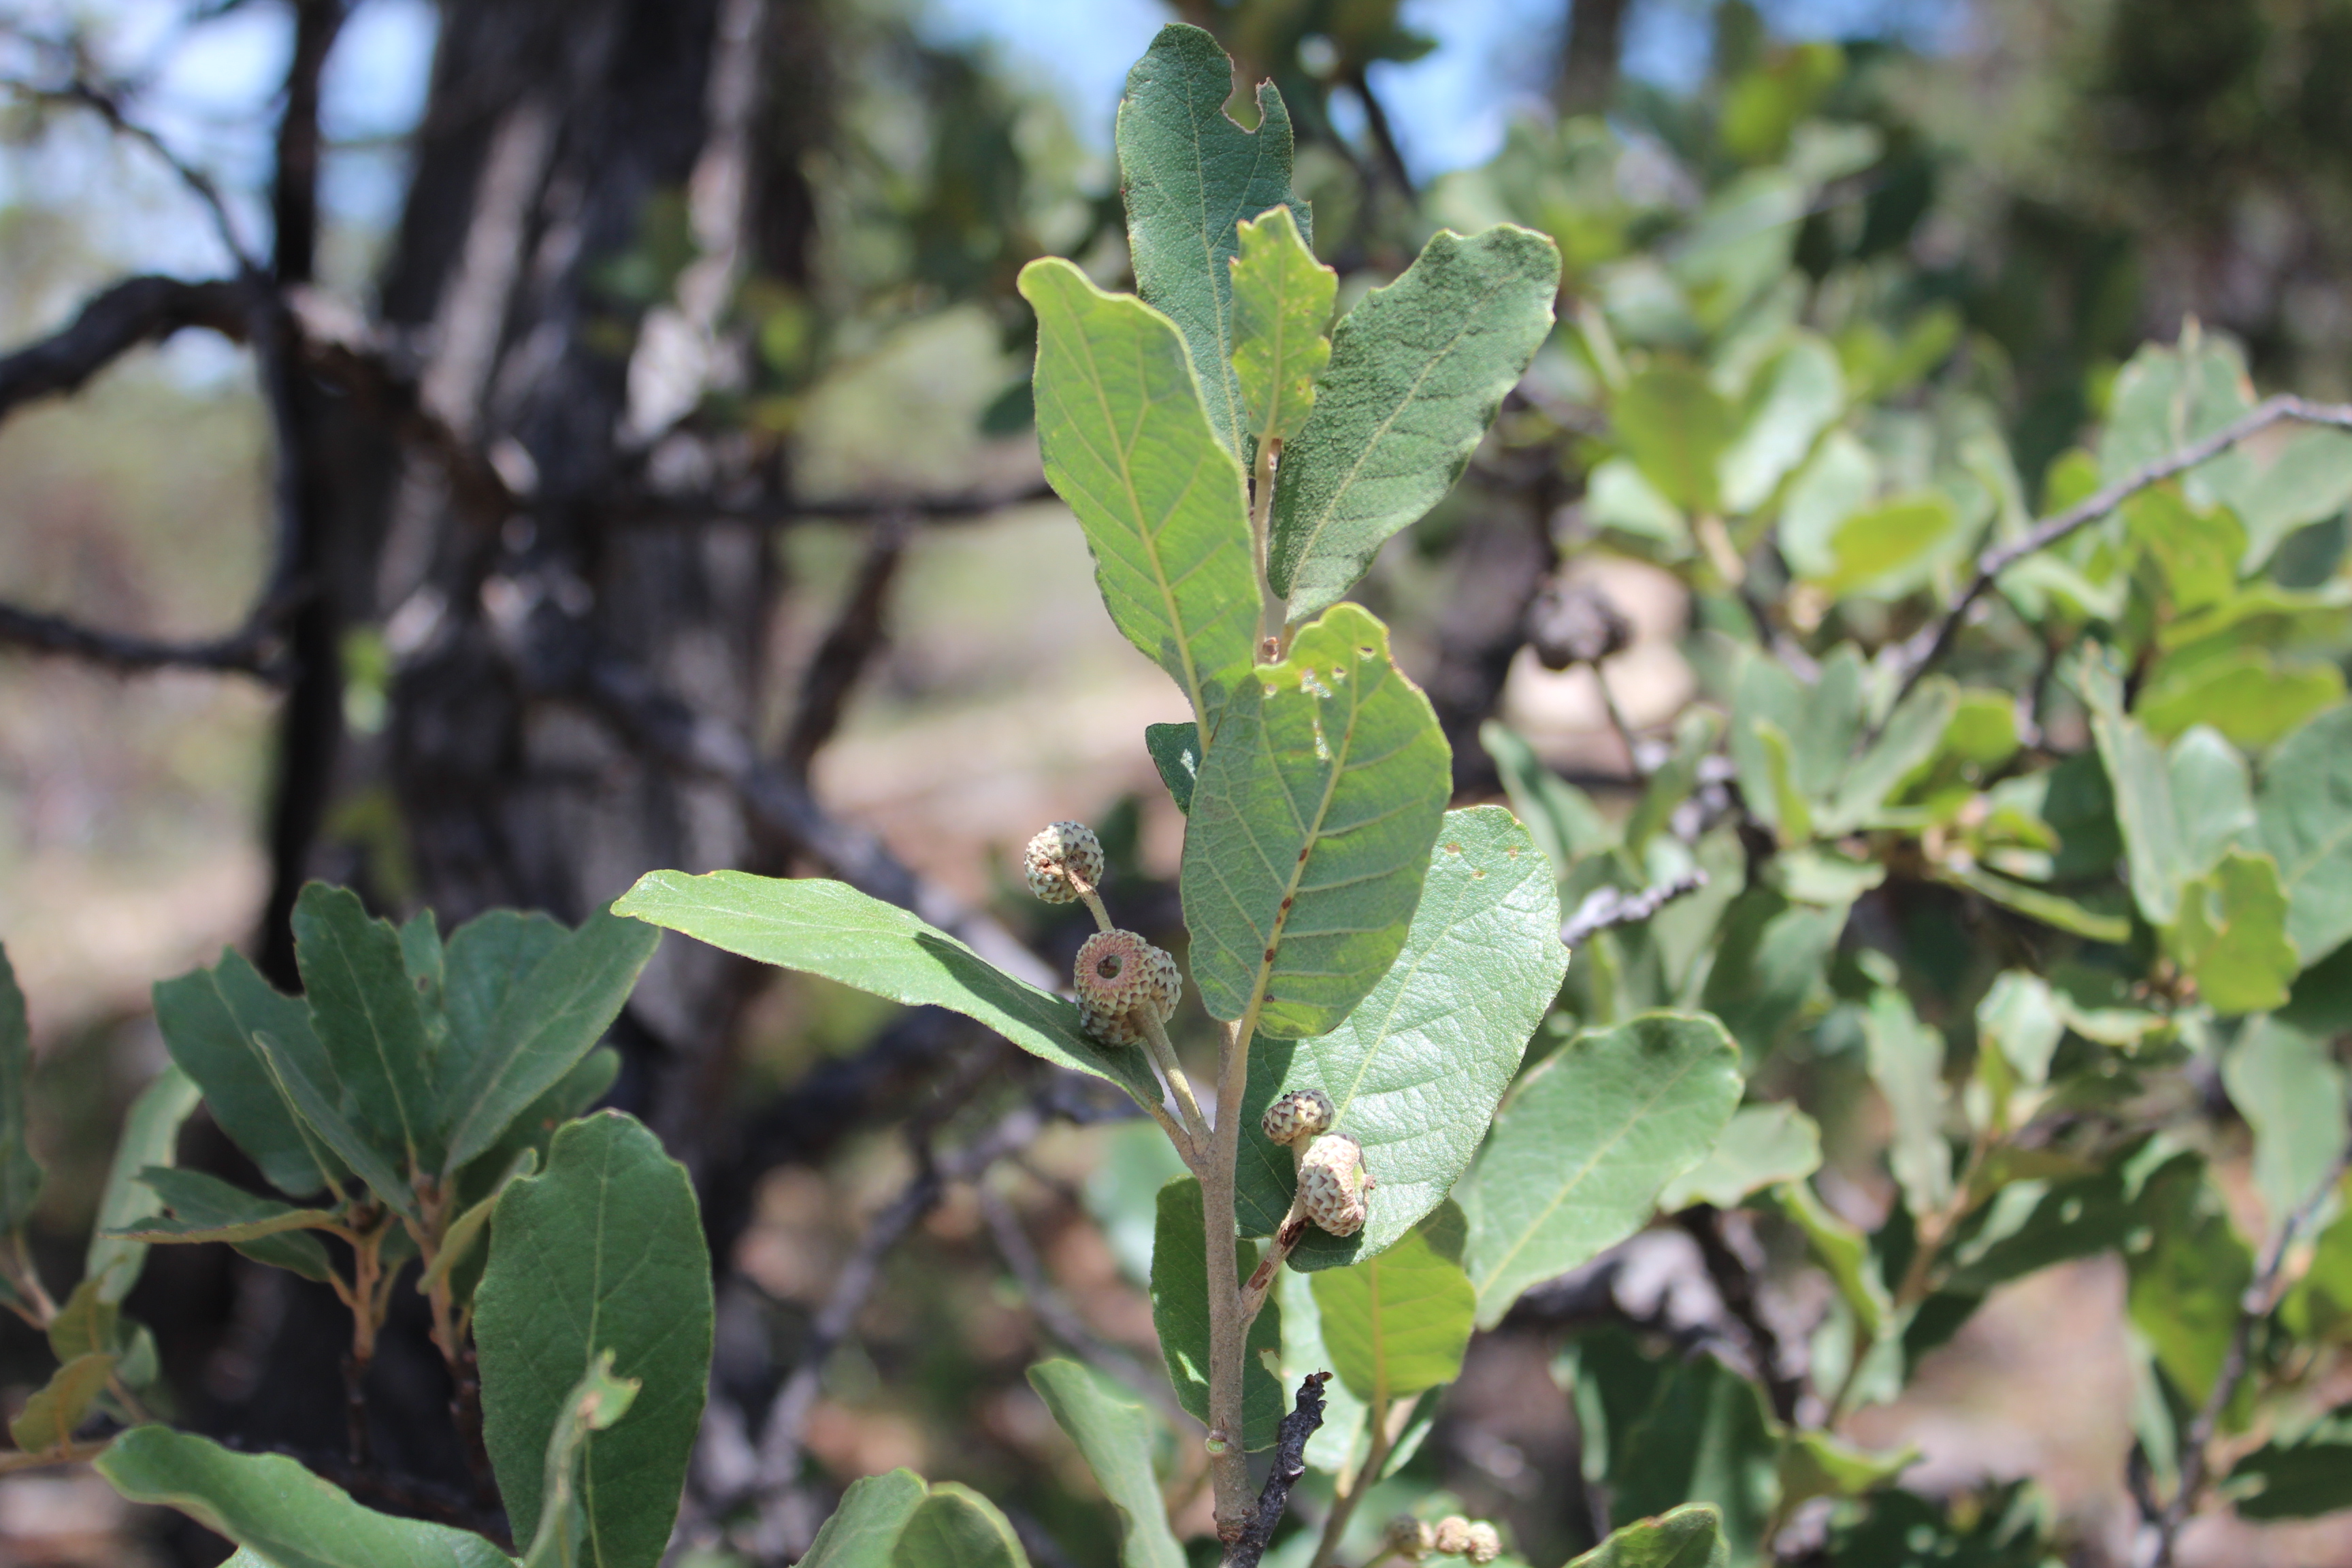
[1720,334,1844,515]
[1698,892,1846,1065]
[1228,204,1333,445]
[1941,865,2132,944]
[1116,22,1308,456]
[292,883,441,1177]
[1235,808,1568,1262]
[1770,1179,1889,1338]
[1975,970,2064,1087]
[1778,1430,1915,1512]
[2203,424,2352,570]
[97,1426,517,1568]
[2124,486,2242,611]
[1144,722,1200,815]
[2140,651,2344,750]
[249,1028,416,1220]
[1863,988,1950,1218]
[1180,604,1451,1039]
[1025,1360,1185,1568]
[2089,683,2193,927]
[2168,725,2255,874]
[1275,1262,1365,1472]
[475,1112,712,1568]
[10,1353,114,1452]
[799,1471,926,1567]
[419,1149,536,1300]
[2098,333,2252,482]
[399,911,444,1009]
[1482,721,1616,877]
[1148,1176,1284,1449]
[892,1486,1030,1568]
[1309,1210,1475,1405]
[1019,256,1259,729]
[612,871,1162,1109]
[2257,706,2352,967]
[2227,1403,2352,1519]
[1816,493,1957,598]
[0,946,42,1234]
[1267,225,1560,618]
[1610,363,1737,513]
[1657,1102,1823,1212]
[1750,720,1812,845]
[1464,1013,1743,1327]
[152,949,342,1198]
[1603,1345,1780,1563]
[1628,709,1722,853]
[440,906,658,1175]
[520,1353,640,1568]
[2224,1019,2349,1239]
[1818,678,1958,834]
[48,1277,117,1363]
[84,1065,201,1303]
[2125,1154,2253,1408]
[2166,849,2300,1015]
[1564,1503,1727,1568]
[443,911,568,1062]
[113,1166,336,1282]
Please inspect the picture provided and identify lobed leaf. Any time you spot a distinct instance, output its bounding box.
[1019,256,1260,731]
[1227,204,1334,445]
[1235,807,1565,1261]
[2166,849,2299,1015]
[475,1112,711,1568]
[612,870,1163,1109]
[1267,225,1560,619]
[1181,604,1450,1040]
[1657,1102,1822,1212]
[1464,1013,1742,1327]
[1025,1360,1184,1568]
[1116,22,1309,456]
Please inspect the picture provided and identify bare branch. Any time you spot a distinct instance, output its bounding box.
[782,511,909,771]
[1227,1373,1332,1568]
[0,595,295,681]
[604,480,1056,528]
[1561,869,1709,947]
[0,274,251,421]
[1895,394,2352,705]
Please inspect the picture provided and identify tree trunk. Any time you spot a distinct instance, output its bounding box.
[1554,0,1629,117]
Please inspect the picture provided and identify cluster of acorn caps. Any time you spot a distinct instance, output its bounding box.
[1386,1515,1503,1563]
[1023,823,1376,1240]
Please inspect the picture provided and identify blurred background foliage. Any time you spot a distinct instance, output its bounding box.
[5,0,2352,1564]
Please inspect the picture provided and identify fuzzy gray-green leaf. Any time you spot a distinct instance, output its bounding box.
[84,1066,203,1302]
[2258,706,2352,967]
[1117,22,1309,455]
[1149,1176,1284,1449]
[1026,1360,1184,1568]
[1019,256,1259,731]
[1181,604,1450,1040]
[1268,225,1560,619]
[152,949,341,1199]
[0,947,42,1234]
[1464,1013,1742,1327]
[1235,807,1565,1262]
[292,882,440,1176]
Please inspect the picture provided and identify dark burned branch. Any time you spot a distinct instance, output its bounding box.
[1226,1373,1331,1568]
[3,73,257,272]
[976,1184,1186,1425]
[782,511,909,771]
[0,274,251,420]
[1561,869,1708,947]
[1894,393,2352,704]
[0,595,294,681]
[603,479,1056,527]
[1673,1205,1800,1423]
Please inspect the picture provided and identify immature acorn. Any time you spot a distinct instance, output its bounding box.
[1024,820,1105,904]
[1384,1517,1437,1561]
[1432,1518,1475,1558]
[1462,1523,1502,1565]
[1073,928,1181,1046]
[1260,1087,1335,1147]
[1296,1131,1373,1237]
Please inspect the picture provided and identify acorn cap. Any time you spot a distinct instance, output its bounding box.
[1024,821,1105,904]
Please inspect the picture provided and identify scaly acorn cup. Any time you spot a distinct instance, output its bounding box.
[1296,1132,1372,1237]
[1023,820,1105,903]
[1462,1522,1502,1564]
[1386,1517,1437,1561]
[1073,929,1181,1047]
[1260,1087,1335,1148]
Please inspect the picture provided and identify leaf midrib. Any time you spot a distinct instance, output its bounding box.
[1471,1047,1718,1306]
[315,919,421,1170]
